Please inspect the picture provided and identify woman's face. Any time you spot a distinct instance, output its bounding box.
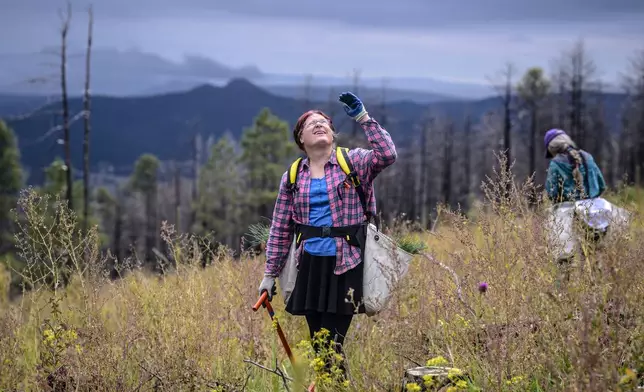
[299,113,334,150]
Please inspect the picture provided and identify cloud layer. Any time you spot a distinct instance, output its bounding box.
[1,0,642,91]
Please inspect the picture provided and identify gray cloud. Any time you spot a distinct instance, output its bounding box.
[4,0,644,31]
[0,0,641,97]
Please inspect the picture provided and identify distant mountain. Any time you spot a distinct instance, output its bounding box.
[0,47,493,100]
[0,48,263,97]
[262,84,455,104]
[0,94,51,117]
[257,73,494,100]
[4,78,627,185]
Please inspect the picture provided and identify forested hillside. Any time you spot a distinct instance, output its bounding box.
[3,79,630,184]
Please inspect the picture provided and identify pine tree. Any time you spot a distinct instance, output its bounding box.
[129,154,160,265]
[239,108,296,221]
[0,121,23,253]
[193,135,244,250]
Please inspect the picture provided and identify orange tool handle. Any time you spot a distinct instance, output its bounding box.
[251,291,295,364]
[252,291,268,311]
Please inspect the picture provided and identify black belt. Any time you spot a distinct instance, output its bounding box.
[294,222,367,255]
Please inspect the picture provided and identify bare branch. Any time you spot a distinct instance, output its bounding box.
[1,101,59,122]
[421,252,476,317]
[44,110,87,142]
[242,359,293,381]
[243,359,295,392]
[138,363,164,386]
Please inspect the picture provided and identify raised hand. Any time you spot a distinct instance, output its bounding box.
[338,92,368,121]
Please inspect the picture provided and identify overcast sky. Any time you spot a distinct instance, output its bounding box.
[1,0,643,85]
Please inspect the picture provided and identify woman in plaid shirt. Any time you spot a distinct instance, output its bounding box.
[258,92,398,376]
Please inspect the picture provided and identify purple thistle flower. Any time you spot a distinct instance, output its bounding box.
[478,282,488,293]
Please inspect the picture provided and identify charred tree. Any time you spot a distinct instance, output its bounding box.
[419,121,430,228]
[462,115,472,210]
[174,162,181,231]
[442,120,453,208]
[351,69,361,138]
[60,2,73,210]
[82,5,93,232]
[302,74,313,111]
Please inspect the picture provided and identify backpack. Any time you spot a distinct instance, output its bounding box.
[286,146,371,222]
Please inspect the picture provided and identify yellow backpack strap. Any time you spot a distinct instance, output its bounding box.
[336,146,370,220]
[287,157,302,193]
[336,146,352,177]
[289,157,302,185]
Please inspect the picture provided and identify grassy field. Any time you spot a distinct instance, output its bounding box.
[1,175,643,391]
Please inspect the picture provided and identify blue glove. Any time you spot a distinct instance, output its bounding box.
[339,92,368,121]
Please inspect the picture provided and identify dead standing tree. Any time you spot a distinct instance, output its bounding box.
[351,68,361,138]
[82,5,94,232]
[302,74,313,111]
[461,114,472,210]
[555,40,597,151]
[418,119,431,228]
[442,119,454,209]
[59,1,73,210]
[488,63,517,198]
[517,67,550,205]
[620,49,644,185]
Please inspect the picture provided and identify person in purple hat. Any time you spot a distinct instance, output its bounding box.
[543,129,606,203]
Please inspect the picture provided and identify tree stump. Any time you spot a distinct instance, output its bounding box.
[401,366,468,391]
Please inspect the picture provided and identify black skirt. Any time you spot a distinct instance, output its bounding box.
[285,250,366,316]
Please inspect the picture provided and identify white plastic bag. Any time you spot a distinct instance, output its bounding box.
[277,223,414,315]
[362,223,414,316]
[573,197,613,232]
[545,202,577,261]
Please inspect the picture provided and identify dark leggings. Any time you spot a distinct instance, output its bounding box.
[305,312,353,355]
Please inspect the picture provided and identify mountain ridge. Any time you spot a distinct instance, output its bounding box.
[0,47,492,100]
[4,78,628,185]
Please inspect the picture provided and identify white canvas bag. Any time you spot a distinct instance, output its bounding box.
[362,222,414,316]
[278,238,298,305]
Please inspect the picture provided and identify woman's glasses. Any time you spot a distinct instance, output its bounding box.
[304,119,329,129]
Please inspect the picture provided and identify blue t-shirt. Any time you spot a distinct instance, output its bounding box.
[304,177,337,256]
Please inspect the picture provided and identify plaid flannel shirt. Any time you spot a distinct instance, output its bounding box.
[264,118,397,277]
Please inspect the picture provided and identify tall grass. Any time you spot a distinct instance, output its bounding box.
[1,159,643,391]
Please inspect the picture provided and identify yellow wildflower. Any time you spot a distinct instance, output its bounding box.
[426,355,449,366]
[405,382,421,392]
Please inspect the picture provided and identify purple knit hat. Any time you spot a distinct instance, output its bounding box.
[544,128,567,158]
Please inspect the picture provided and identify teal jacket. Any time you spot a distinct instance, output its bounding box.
[545,149,606,203]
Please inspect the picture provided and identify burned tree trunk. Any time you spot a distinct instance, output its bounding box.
[351,69,361,138]
[463,115,472,202]
[60,2,73,210]
[442,121,453,208]
[82,5,93,232]
[501,64,514,178]
[302,74,313,111]
[174,162,181,231]
[419,122,429,228]
[402,366,470,391]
